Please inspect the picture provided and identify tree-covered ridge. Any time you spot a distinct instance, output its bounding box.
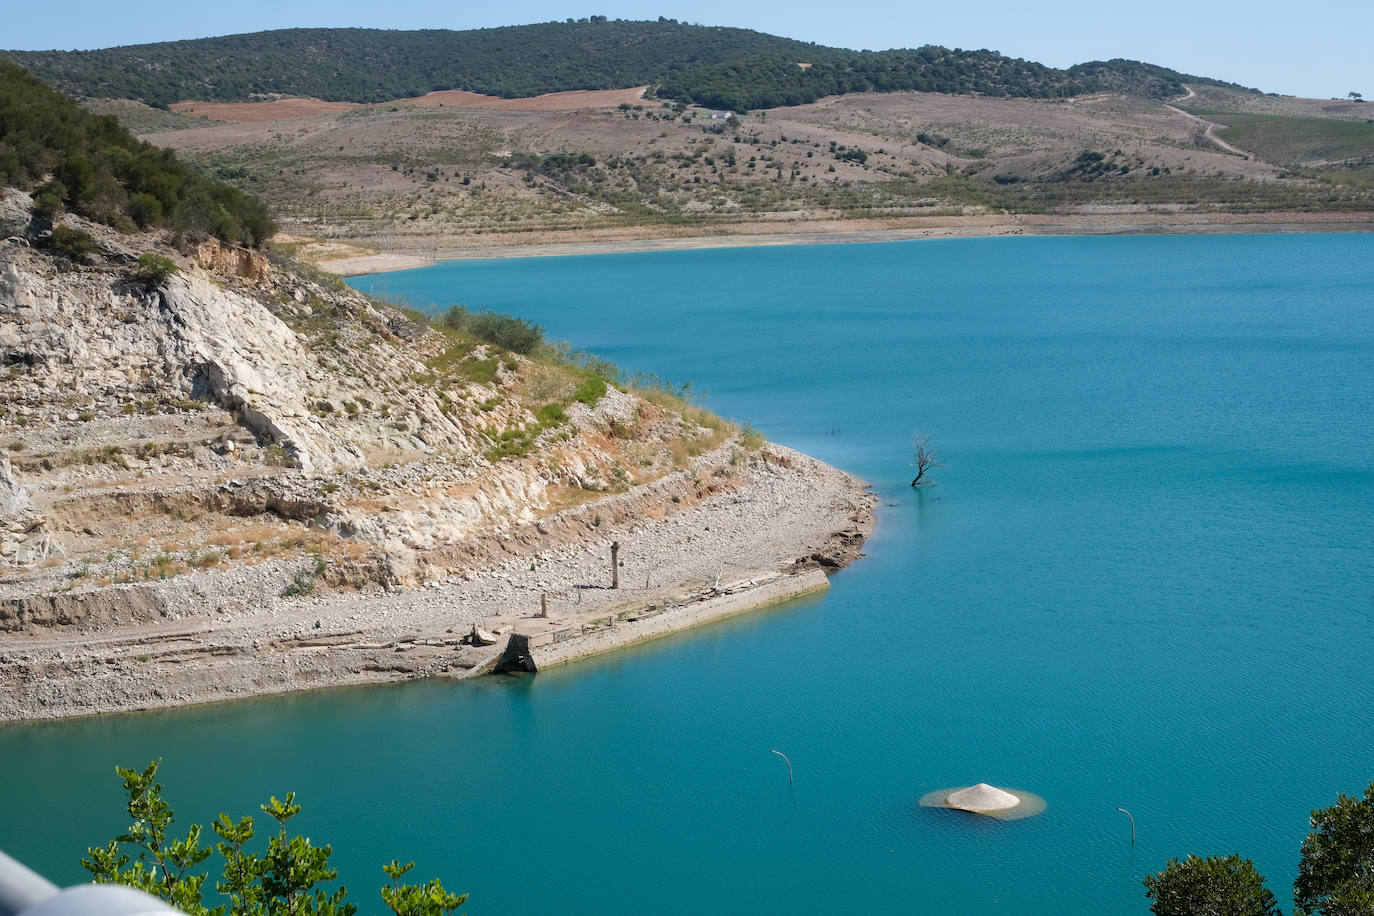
[659,48,1095,111]
[2,20,1254,112]
[658,49,1256,112]
[0,59,274,246]
[3,21,824,108]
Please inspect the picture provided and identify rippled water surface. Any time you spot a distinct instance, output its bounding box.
[4,234,1372,914]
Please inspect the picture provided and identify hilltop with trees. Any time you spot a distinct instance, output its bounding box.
[3,20,1253,112]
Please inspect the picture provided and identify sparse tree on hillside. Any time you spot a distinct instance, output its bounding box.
[1348,91,1363,102]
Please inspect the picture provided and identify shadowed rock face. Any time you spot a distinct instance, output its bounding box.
[946,783,1019,812]
[0,190,31,239]
[0,454,31,523]
[0,454,56,568]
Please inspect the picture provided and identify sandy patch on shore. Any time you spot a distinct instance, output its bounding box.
[318,211,1374,275]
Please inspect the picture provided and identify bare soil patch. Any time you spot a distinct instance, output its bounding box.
[171,98,359,122]
[172,86,647,123]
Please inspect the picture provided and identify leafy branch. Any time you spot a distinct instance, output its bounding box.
[82,760,467,916]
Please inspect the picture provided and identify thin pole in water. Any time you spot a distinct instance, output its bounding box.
[1116,807,1136,845]
[770,749,793,785]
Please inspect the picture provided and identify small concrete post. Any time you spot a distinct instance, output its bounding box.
[540,592,549,618]
[610,541,620,589]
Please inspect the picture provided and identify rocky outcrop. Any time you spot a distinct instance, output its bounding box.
[0,211,875,724]
[0,190,31,239]
[0,454,31,524]
[0,453,56,567]
[195,238,269,281]
[158,272,365,471]
[0,213,724,586]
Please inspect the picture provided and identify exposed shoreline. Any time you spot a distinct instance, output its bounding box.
[320,211,1374,275]
[0,445,875,723]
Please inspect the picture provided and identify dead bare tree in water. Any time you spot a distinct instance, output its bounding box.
[910,432,945,487]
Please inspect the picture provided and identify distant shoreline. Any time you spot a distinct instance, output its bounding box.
[324,212,1374,275]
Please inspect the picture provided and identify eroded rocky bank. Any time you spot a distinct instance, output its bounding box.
[0,189,874,722]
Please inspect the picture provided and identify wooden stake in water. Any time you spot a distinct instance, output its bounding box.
[1116,807,1136,845]
[770,749,794,785]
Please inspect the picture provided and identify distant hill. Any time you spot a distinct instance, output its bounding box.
[3,20,1254,112]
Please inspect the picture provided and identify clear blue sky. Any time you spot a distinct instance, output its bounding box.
[3,0,1369,100]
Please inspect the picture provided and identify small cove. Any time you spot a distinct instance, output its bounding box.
[3,233,1372,914]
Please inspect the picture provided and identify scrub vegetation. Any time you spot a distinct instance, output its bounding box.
[0,60,274,246]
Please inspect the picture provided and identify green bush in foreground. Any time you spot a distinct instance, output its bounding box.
[436,306,544,355]
[1294,783,1374,916]
[570,375,607,406]
[1146,781,1374,916]
[84,760,467,916]
[1144,854,1278,916]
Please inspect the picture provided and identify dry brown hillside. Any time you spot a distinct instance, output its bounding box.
[110,85,1373,264]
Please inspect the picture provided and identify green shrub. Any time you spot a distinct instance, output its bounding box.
[0,59,276,247]
[467,311,544,354]
[535,403,568,426]
[281,555,327,597]
[127,193,164,228]
[47,226,97,260]
[133,253,178,286]
[31,187,64,223]
[572,375,607,406]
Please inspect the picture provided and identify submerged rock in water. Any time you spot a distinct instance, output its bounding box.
[946,783,1019,812]
[919,783,1047,820]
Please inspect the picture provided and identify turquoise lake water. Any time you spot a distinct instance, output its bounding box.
[3,234,1373,914]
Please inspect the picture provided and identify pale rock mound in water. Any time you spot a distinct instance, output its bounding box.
[946,783,1020,812]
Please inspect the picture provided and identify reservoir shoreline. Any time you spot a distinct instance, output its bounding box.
[1,445,875,723]
[318,211,1374,275]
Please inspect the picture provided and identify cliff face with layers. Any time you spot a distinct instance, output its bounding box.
[0,188,731,584]
[0,189,874,718]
